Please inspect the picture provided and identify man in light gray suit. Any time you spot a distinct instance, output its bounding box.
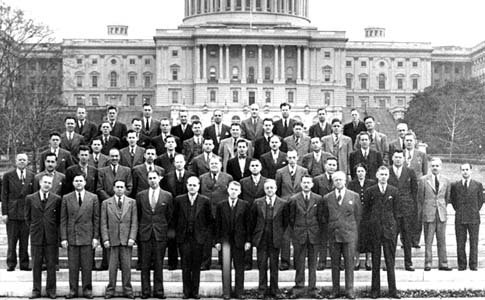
[101,180,138,299]
[283,121,311,165]
[418,157,452,271]
[119,130,145,169]
[218,123,253,172]
[240,103,264,142]
[322,118,353,176]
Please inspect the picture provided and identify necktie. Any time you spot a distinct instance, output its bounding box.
[267,198,272,207]
[401,139,405,150]
[328,174,333,187]
[252,119,257,131]
[212,174,216,185]
[110,121,115,129]
[150,190,157,210]
[94,154,98,163]
[407,152,412,167]
[118,196,122,209]
[295,137,300,146]
[233,139,238,154]
[337,192,342,206]
[205,154,210,165]
[380,186,385,194]
[363,150,368,160]
[284,119,288,131]
[464,180,468,189]
[145,119,150,131]
[130,147,135,157]
[112,166,117,176]
[304,194,309,209]
[81,166,87,177]
[177,171,182,181]
[78,192,82,207]
[103,136,107,145]
[231,199,236,209]
[435,176,440,194]
[44,192,48,201]
[148,165,153,172]
[42,193,48,209]
[79,121,84,132]
[20,170,25,185]
[396,168,401,179]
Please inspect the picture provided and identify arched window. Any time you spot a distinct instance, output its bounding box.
[378,73,386,89]
[110,71,118,88]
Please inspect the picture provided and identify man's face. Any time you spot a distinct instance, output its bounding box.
[461,164,471,179]
[113,181,126,197]
[127,133,138,146]
[165,137,176,151]
[317,110,326,122]
[187,178,200,194]
[161,120,171,134]
[132,120,142,133]
[404,135,415,150]
[192,123,202,136]
[287,152,298,166]
[269,137,281,151]
[15,154,28,169]
[203,140,214,153]
[107,109,117,121]
[249,161,262,175]
[250,105,259,118]
[77,108,86,121]
[293,125,303,138]
[360,135,370,149]
[91,140,102,153]
[397,124,408,139]
[392,153,404,167]
[143,105,152,118]
[300,177,313,193]
[209,159,221,173]
[179,112,188,125]
[263,121,273,134]
[40,176,53,193]
[73,175,86,191]
[44,156,57,172]
[430,160,441,176]
[230,126,241,138]
[109,150,120,165]
[65,119,76,132]
[311,138,322,152]
[376,169,389,185]
[237,142,248,157]
[148,172,160,189]
[78,150,90,164]
[351,110,359,122]
[101,123,111,135]
[364,118,375,131]
[213,111,223,124]
[174,155,186,170]
[332,122,342,135]
[144,149,157,163]
[281,105,290,118]
[264,182,277,197]
[227,184,241,199]
[50,135,61,148]
[333,173,346,189]
[325,160,337,174]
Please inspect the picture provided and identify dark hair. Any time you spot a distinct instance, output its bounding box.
[192,120,202,126]
[292,121,304,128]
[143,103,152,108]
[78,145,90,153]
[49,132,61,139]
[44,152,57,161]
[353,163,367,173]
[126,129,137,136]
[331,118,341,125]
[363,116,375,122]
[280,102,291,110]
[263,118,274,125]
[107,106,118,112]
[236,139,248,147]
[131,117,142,124]
[64,116,76,123]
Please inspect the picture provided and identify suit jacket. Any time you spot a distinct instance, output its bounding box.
[96,165,133,201]
[172,193,213,245]
[324,189,362,243]
[88,153,110,169]
[240,117,264,142]
[343,120,366,145]
[182,136,204,163]
[226,156,251,182]
[215,199,251,248]
[349,148,383,180]
[119,146,145,169]
[34,171,66,196]
[450,179,484,224]
[161,169,195,198]
[154,152,179,173]
[354,131,389,165]
[171,123,194,142]
[25,191,61,246]
[283,135,311,164]
[95,135,121,156]
[75,120,98,145]
[151,134,182,155]
[273,118,296,138]
[260,151,287,179]
[131,164,165,197]
[363,184,399,240]
[288,192,323,245]
[142,118,161,138]
[240,175,266,205]
[136,189,173,242]
[106,121,128,140]
[251,196,289,248]
[418,174,450,223]
[203,123,231,154]
[60,132,86,160]
[119,134,152,149]
[101,195,138,246]
[253,135,288,159]
[218,137,253,172]
[1,169,35,220]
[275,165,309,200]
[308,122,332,139]
[188,153,220,177]
[40,148,74,174]
[301,151,334,177]
[321,134,353,175]
[60,191,100,245]
[312,173,334,197]
[347,178,376,205]
[388,166,418,218]
[65,164,98,194]
[199,172,233,217]
[404,149,428,179]
[389,138,405,161]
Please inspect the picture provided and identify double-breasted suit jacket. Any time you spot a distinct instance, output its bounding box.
[1,168,35,220]
[418,174,450,223]
[324,189,362,243]
[60,191,100,245]
[260,151,287,179]
[199,172,233,217]
[34,171,66,196]
[154,152,179,174]
[363,185,399,241]
[218,137,253,172]
[354,131,389,164]
[321,134,353,175]
[450,179,484,225]
[40,148,74,174]
[65,165,98,194]
[301,151,334,177]
[142,118,161,138]
[215,199,251,248]
[288,192,324,245]
[171,123,194,142]
[172,194,213,245]
[60,132,86,160]
[119,146,145,169]
[251,196,289,249]
[161,169,195,198]
[106,121,128,140]
[253,135,288,159]
[25,192,62,246]
[283,135,311,164]
[136,189,173,243]
[75,120,98,145]
[226,156,251,182]
[100,196,138,246]
[312,173,334,198]
[348,149,383,180]
[275,165,309,200]
[309,122,332,139]
[240,117,264,142]
[96,165,133,201]
[388,166,418,218]
[188,153,220,177]
[240,176,266,205]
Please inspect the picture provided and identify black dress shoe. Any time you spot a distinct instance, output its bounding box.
[317,264,325,271]
[412,244,421,249]
[29,293,41,299]
[84,294,93,299]
[182,294,190,299]
[193,294,201,299]
[346,292,356,299]
[155,294,166,299]
[354,264,360,271]
[244,265,252,270]
[365,263,372,271]
[279,264,289,271]
[458,267,466,271]
[47,294,56,299]
[471,267,478,271]
[6,266,15,272]
[424,266,431,271]
[168,266,177,271]
[370,292,380,299]
[405,266,415,271]
[389,292,401,299]
[439,266,452,271]
[141,295,149,299]
[65,293,78,299]
[20,267,32,271]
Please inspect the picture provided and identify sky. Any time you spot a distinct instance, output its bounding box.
[5,0,485,47]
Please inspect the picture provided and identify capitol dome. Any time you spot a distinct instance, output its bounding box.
[182,0,310,27]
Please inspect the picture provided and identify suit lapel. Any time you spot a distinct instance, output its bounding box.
[74,194,85,221]
[121,197,130,219]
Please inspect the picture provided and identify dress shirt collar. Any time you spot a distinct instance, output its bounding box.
[379,184,387,193]
[252,174,261,183]
[336,187,346,199]
[188,193,198,204]
[266,196,275,206]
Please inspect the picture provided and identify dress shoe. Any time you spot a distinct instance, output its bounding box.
[389,292,401,299]
[41,264,47,271]
[21,267,32,271]
[29,293,41,299]
[405,266,415,271]
[279,265,289,271]
[155,294,166,299]
[458,267,466,271]
[255,293,265,299]
[182,294,190,299]
[200,266,210,271]
[365,264,372,271]
[328,292,340,299]
[125,294,135,299]
[412,244,421,249]
[354,264,360,271]
[104,294,113,299]
[370,292,380,299]
[244,265,252,270]
[346,292,356,299]
[223,296,231,300]
[471,267,478,271]
[424,266,431,271]
[141,295,149,299]
[439,266,452,271]
[6,266,15,272]
[66,293,78,299]
[84,294,93,299]
[193,294,201,299]
[47,294,56,299]
[308,291,321,299]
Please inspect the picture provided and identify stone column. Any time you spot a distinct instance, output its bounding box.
[202,45,207,80]
[242,0,246,10]
[226,45,230,79]
[195,45,201,80]
[280,46,285,81]
[258,45,263,83]
[156,46,163,83]
[242,45,247,83]
[304,46,310,82]
[297,46,301,80]
[201,0,205,12]
[274,46,279,81]
[219,45,224,80]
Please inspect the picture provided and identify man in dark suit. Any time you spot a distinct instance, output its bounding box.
[101,180,138,299]
[132,147,165,197]
[251,179,289,299]
[312,156,338,270]
[308,108,332,139]
[364,166,400,299]
[288,176,323,298]
[199,157,234,270]
[254,118,288,159]
[215,181,251,299]
[450,163,484,271]
[75,107,98,145]
[343,109,366,145]
[240,103,264,142]
[34,152,66,196]
[104,106,128,139]
[188,138,219,177]
[182,120,204,163]
[141,103,161,138]
[151,119,183,155]
[226,139,251,182]
[273,102,295,138]
[154,135,179,173]
[60,174,100,299]
[172,176,213,299]
[119,130,145,169]
[88,138,110,169]
[128,118,152,148]
[25,175,61,299]
[218,123,253,172]
[137,170,173,298]
[1,153,35,271]
[66,146,98,194]
[40,132,74,174]
[203,109,231,154]
[171,109,194,142]
[301,137,334,177]
[260,135,287,179]
[324,171,362,299]
[96,122,122,156]
[349,132,383,181]
[61,116,86,161]
[388,150,418,271]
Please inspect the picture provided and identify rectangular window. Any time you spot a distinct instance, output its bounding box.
[248,91,256,105]
[75,95,85,106]
[171,90,179,103]
[144,75,151,88]
[145,58,151,65]
[346,96,354,107]
[346,60,352,67]
[412,78,418,90]
[324,51,331,58]
[92,76,98,88]
[172,69,178,80]
[76,76,83,88]
[397,78,403,90]
[346,77,352,89]
[129,75,136,87]
[232,90,239,103]
[76,58,82,65]
[128,95,137,106]
[210,90,217,102]
[455,67,461,74]
[434,66,439,73]
[360,78,367,89]
[172,50,178,57]
[129,58,136,65]
[265,90,271,103]
[90,95,99,106]
[412,61,418,68]
[397,61,403,67]
[287,89,295,103]
[361,61,367,67]
[91,58,98,65]
[397,96,405,106]
[142,95,152,104]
